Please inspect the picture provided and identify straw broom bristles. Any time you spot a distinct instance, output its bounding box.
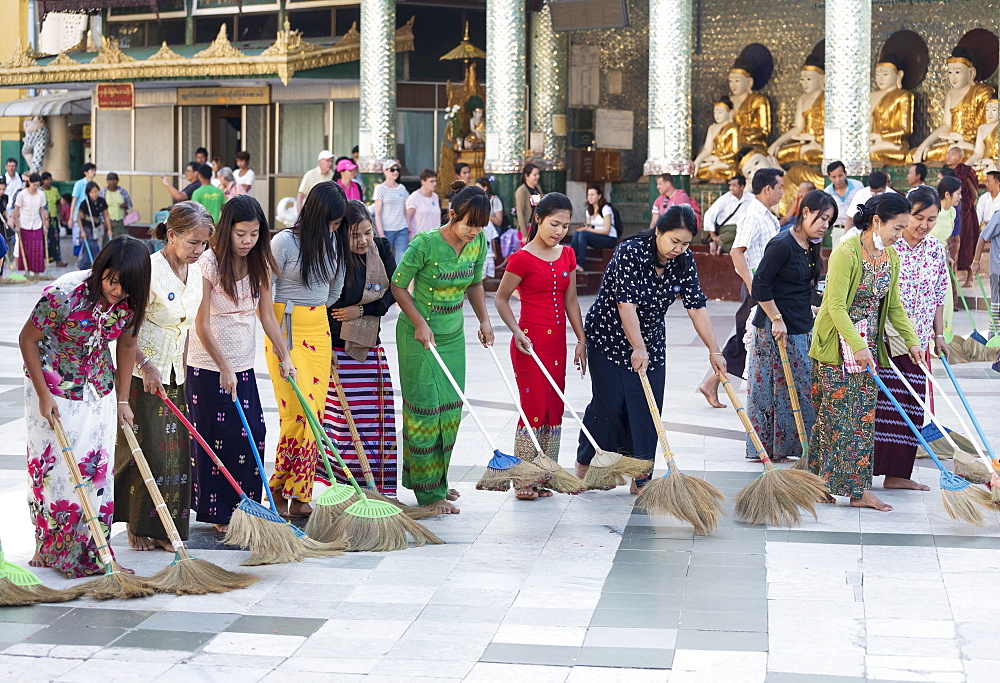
[954,450,993,485]
[0,578,49,606]
[76,562,156,600]
[941,485,991,526]
[584,452,655,490]
[529,452,587,494]
[477,457,552,491]
[0,546,84,604]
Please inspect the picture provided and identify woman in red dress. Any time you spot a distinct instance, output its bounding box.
[495,193,586,500]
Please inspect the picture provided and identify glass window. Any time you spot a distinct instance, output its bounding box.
[288,10,332,39]
[332,101,359,159]
[95,110,132,172]
[279,103,324,174]
[135,108,174,172]
[398,110,436,176]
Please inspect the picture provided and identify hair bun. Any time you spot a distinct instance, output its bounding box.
[854,203,868,220]
[450,180,467,193]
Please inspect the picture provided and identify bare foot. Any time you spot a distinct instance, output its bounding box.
[535,488,554,498]
[629,480,641,495]
[151,539,176,552]
[850,491,893,511]
[430,499,461,514]
[883,476,930,491]
[110,562,136,575]
[127,528,154,551]
[446,488,461,501]
[516,489,538,500]
[575,463,589,479]
[287,501,314,518]
[819,492,836,504]
[270,489,289,515]
[212,524,229,533]
[698,381,727,409]
[29,551,47,568]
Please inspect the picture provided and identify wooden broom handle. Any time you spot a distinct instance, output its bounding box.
[776,339,809,453]
[637,370,676,466]
[717,371,771,464]
[51,416,118,569]
[329,360,376,490]
[120,425,186,552]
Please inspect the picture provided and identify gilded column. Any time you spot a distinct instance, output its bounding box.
[358,0,397,181]
[485,0,527,208]
[530,1,568,171]
[824,0,870,176]
[643,0,693,180]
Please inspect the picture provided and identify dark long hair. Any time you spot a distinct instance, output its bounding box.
[294,180,348,287]
[793,189,836,283]
[854,193,911,232]
[529,192,573,242]
[586,184,608,217]
[345,200,374,267]
[447,181,491,228]
[907,186,940,215]
[85,235,151,335]
[211,194,278,303]
[627,205,698,261]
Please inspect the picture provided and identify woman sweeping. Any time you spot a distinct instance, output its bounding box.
[115,202,213,551]
[576,205,726,491]
[746,190,836,461]
[20,236,150,577]
[495,193,585,500]
[808,193,922,512]
[11,173,48,277]
[266,181,347,517]
[873,187,948,491]
[391,181,494,514]
[77,181,111,270]
[188,195,294,531]
[325,200,398,494]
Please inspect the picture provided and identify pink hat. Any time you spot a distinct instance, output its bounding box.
[336,158,358,172]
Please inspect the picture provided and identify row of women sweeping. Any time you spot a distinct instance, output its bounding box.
[746,186,946,512]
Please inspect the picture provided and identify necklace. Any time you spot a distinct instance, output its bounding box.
[861,235,884,260]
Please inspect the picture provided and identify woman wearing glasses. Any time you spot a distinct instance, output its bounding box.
[373,159,410,264]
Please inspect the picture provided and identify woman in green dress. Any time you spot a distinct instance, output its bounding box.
[808,193,922,512]
[391,181,495,514]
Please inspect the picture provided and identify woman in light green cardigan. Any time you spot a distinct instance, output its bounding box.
[808,193,922,512]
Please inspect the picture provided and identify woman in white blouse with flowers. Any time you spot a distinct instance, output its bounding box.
[115,202,214,551]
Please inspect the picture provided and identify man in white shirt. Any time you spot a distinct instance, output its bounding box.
[907,162,932,192]
[823,160,862,242]
[703,174,751,255]
[3,158,23,218]
[839,171,899,246]
[976,171,1000,227]
[699,167,783,408]
[296,150,335,212]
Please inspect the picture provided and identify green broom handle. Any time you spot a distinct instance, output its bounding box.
[526,348,603,454]
[716,372,772,465]
[293,387,339,486]
[286,376,367,499]
[949,265,979,331]
[777,338,809,458]
[973,273,998,335]
[485,345,546,457]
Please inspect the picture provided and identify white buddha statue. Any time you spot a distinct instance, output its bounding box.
[969,99,999,175]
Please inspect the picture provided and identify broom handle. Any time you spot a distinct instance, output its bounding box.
[776,339,809,458]
[527,348,603,454]
[232,398,280,514]
[427,344,498,452]
[638,370,677,468]
[716,371,772,465]
[330,361,377,490]
[287,376,367,499]
[486,345,545,457]
[949,265,979,332]
[974,273,999,335]
[119,426,187,552]
[937,356,996,459]
[867,368,953,475]
[51,416,119,571]
[160,393,246,495]
[283,377,339,485]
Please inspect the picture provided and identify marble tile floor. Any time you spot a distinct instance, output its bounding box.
[0,265,998,681]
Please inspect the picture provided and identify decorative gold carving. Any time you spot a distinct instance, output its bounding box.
[48,53,79,67]
[261,21,320,57]
[148,42,183,61]
[2,40,38,69]
[194,25,244,60]
[340,22,361,46]
[395,16,416,53]
[91,38,136,65]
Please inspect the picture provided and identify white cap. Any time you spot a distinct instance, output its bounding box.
[317,150,334,161]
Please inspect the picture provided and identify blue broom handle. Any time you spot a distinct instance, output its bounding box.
[939,356,996,459]
[867,368,950,474]
[232,397,280,513]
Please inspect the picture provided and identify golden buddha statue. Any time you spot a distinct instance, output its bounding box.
[738,148,824,218]
[869,56,914,165]
[769,51,824,167]
[969,99,999,175]
[694,98,740,181]
[728,60,771,152]
[912,46,996,163]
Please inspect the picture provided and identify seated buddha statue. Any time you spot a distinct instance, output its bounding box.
[694,97,740,181]
[969,99,999,175]
[738,147,824,218]
[728,62,771,152]
[912,46,996,163]
[769,53,824,166]
[869,56,914,165]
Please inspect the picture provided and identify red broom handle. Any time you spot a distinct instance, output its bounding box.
[159,393,245,495]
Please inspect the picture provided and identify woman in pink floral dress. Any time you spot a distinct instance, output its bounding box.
[19,236,150,577]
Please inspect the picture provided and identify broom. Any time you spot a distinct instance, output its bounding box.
[288,376,443,551]
[50,416,156,599]
[485,346,586,494]
[717,371,828,527]
[0,538,82,606]
[118,425,258,594]
[775,339,813,472]
[931,356,1000,504]
[950,265,988,345]
[328,361,438,519]
[634,370,724,535]
[973,272,1000,348]
[527,349,652,490]
[886,359,994,488]
[424,344,551,492]
[160,393,344,566]
[868,368,991,525]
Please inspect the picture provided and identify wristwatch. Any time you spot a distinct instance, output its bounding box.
[770,313,783,322]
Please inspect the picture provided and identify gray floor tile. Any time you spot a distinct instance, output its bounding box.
[765,674,865,683]
[416,604,508,624]
[596,593,683,611]
[336,602,426,620]
[53,608,156,629]
[0,605,72,625]
[618,537,694,551]
[0,623,46,644]
[613,549,691,565]
[933,535,1000,550]
[680,594,767,613]
[138,611,240,633]
[29,625,128,646]
[861,533,935,547]
[681,579,766,598]
[679,610,767,632]
[601,575,684,595]
[685,565,766,582]
[479,643,580,666]
[575,646,675,669]
[785,531,861,545]
[589,608,680,629]
[112,629,216,651]
[675,629,768,651]
[606,563,689,579]
[583,626,677,649]
[689,552,765,568]
[225,614,326,637]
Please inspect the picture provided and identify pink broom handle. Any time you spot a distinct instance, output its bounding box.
[160,393,246,495]
[527,348,602,453]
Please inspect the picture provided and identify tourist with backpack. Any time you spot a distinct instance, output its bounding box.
[650,173,702,233]
[572,184,619,273]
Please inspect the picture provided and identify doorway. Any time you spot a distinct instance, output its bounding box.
[211,106,241,168]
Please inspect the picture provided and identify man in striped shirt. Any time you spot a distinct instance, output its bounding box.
[699,167,783,408]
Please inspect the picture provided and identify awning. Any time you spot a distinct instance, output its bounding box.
[0,91,90,116]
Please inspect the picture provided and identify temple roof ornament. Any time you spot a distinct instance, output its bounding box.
[193,25,245,60]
